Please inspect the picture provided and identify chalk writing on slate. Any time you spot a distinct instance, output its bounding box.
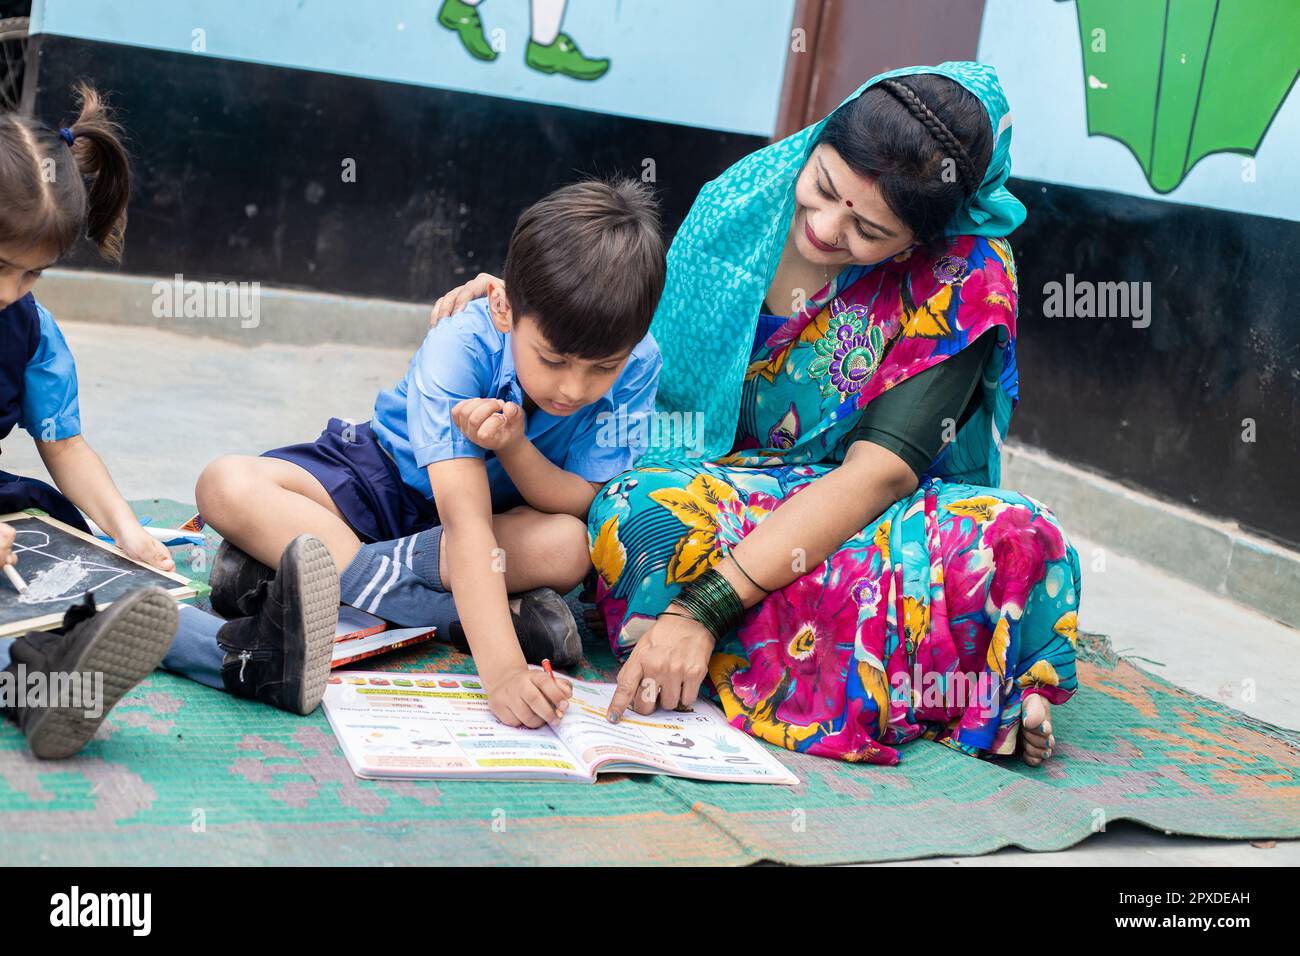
[0,513,193,635]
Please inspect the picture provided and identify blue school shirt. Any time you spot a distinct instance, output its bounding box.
[370,298,661,506]
[0,294,81,445]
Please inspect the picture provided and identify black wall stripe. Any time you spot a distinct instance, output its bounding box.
[1008,176,1300,547]
[30,34,766,303]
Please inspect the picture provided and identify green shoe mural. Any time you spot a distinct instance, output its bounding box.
[526,32,610,81]
[438,0,497,62]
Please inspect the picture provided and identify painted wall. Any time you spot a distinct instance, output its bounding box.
[31,0,796,136]
[976,0,1300,545]
[27,1,781,305]
[978,0,1300,221]
[27,0,1299,543]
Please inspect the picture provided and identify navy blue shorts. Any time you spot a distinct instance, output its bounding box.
[262,418,438,544]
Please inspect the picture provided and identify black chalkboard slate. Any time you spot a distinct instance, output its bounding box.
[0,512,196,637]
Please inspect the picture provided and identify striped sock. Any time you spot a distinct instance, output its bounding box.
[338,533,456,629]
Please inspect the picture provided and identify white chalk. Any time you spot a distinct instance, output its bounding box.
[140,526,203,545]
[3,563,27,594]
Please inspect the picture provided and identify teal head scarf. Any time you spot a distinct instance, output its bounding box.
[644,61,1024,463]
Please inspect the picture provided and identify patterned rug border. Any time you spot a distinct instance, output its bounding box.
[1,499,1295,866]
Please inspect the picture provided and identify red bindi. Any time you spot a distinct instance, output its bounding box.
[845,200,853,207]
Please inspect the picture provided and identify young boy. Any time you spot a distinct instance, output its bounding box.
[168,179,665,728]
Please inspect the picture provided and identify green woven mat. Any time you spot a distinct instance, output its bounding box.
[1,500,1296,866]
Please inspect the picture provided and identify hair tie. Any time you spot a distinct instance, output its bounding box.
[58,127,75,147]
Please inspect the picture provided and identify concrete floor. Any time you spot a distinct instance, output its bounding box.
[6,320,1299,866]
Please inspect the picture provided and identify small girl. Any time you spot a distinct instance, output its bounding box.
[0,85,179,759]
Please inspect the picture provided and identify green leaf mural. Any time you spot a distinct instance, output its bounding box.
[1072,0,1300,193]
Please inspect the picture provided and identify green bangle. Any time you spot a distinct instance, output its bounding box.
[726,549,772,594]
[672,568,745,639]
[659,609,698,624]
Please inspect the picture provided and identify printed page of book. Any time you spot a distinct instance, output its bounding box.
[322,672,589,781]
[552,677,799,786]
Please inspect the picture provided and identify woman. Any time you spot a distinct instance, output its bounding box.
[433,63,1079,767]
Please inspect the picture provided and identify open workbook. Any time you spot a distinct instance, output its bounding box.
[332,606,436,667]
[322,669,798,785]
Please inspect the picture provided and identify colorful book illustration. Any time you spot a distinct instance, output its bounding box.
[332,606,436,668]
[322,669,799,785]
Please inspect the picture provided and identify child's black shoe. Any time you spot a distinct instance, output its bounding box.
[447,587,582,669]
[2,588,178,759]
[209,538,275,619]
[217,534,338,715]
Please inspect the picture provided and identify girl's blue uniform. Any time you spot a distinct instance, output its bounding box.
[0,293,90,532]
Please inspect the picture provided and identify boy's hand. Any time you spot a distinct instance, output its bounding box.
[452,398,526,452]
[487,667,573,728]
[430,272,502,326]
[0,522,15,568]
[115,524,176,573]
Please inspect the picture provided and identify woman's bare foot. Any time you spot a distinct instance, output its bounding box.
[1021,694,1056,766]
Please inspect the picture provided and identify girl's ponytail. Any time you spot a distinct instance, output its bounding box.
[65,83,131,262]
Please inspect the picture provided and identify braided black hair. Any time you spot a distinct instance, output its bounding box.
[879,79,980,196]
[818,74,994,252]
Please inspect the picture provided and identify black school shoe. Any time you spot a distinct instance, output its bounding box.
[209,538,275,619]
[216,534,338,715]
[447,587,582,669]
[1,588,178,760]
